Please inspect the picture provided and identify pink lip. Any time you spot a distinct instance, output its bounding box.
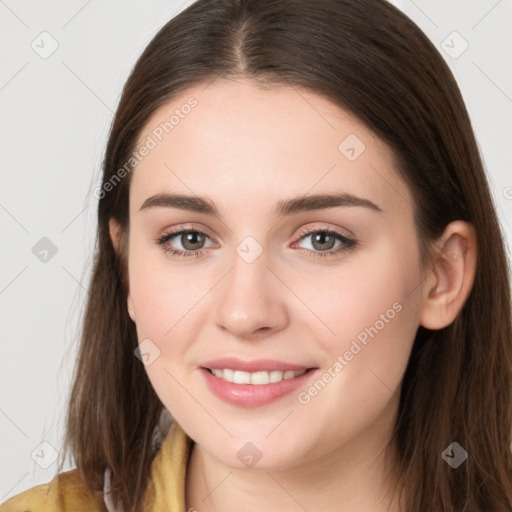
[198,364,318,408]
[200,357,313,372]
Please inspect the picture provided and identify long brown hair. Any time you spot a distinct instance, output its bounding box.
[58,0,512,510]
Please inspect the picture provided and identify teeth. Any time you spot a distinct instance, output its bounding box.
[210,368,307,385]
[250,371,269,385]
[269,370,284,383]
[223,368,234,382]
[234,370,251,384]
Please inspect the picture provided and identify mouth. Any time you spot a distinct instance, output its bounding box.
[198,359,319,407]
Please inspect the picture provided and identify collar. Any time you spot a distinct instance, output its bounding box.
[104,421,194,512]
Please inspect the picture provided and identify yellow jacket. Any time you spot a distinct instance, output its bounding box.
[0,421,193,512]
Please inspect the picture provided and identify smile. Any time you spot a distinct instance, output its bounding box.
[200,365,318,407]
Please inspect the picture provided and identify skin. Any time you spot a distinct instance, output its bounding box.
[110,77,477,512]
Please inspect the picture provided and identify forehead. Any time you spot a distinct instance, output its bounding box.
[130,78,412,217]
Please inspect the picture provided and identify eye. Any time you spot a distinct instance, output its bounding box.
[156,227,215,258]
[292,227,357,259]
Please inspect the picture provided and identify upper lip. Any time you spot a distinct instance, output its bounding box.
[201,357,316,372]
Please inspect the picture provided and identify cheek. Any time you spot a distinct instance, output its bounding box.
[304,237,422,387]
[127,239,199,339]
[127,242,201,414]
[288,258,421,452]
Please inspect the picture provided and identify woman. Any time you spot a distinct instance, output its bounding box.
[2,0,511,511]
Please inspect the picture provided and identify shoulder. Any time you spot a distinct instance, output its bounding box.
[0,469,105,512]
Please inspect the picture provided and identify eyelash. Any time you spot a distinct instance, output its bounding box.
[155,226,357,260]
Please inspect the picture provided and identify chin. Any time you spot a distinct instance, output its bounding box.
[201,434,309,472]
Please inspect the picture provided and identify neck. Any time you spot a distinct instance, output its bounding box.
[185,397,403,512]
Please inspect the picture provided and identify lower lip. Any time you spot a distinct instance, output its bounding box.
[200,367,318,407]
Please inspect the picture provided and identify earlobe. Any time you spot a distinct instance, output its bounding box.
[419,221,477,330]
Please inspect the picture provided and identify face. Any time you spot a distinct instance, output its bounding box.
[122,78,426,470]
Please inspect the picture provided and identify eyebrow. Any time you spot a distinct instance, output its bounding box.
[139,191,383,217]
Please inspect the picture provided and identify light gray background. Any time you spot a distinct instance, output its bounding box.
[1,0,511,502]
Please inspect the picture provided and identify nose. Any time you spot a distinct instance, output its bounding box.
[214,246,289,340]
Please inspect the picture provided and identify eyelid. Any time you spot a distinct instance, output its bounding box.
[293,222,356,240]
[159,223,219,242]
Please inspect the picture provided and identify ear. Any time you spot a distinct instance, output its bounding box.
[109,218,136,322]
[109,217,122,254]
[419,221,477,330]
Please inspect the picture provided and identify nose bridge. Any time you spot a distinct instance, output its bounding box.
[214,235,287,336]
